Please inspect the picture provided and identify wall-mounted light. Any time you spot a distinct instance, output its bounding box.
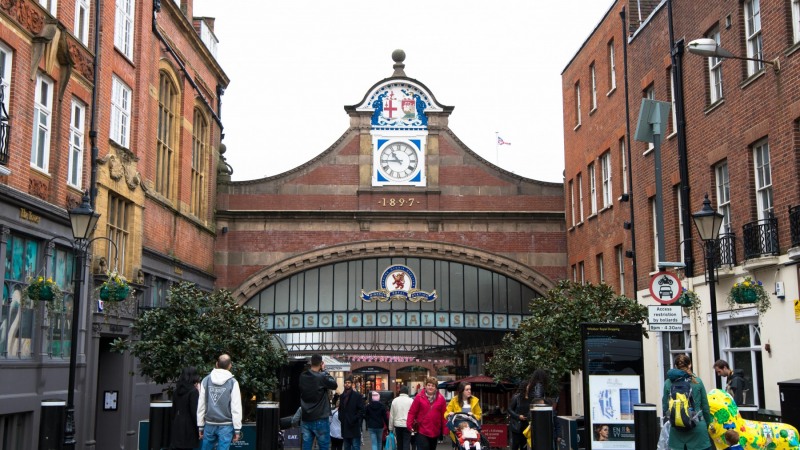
[623,221,632,230]
[620,193,630,202]
[688,38,780,72]
[625,250,635,258]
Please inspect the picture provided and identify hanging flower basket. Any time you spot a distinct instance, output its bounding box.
[727,276,771,315]
[99,271,131,302]
[24,276,63,303]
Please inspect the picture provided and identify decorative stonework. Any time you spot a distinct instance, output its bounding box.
[28,177,48,200]
[0,0,45,36]
[98,145,141,190]
[67,40,94,82]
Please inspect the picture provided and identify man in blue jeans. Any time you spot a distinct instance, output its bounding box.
[299,354,338,450]
[197,354,242,450]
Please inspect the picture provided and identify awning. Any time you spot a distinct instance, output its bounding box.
[323,355,351,372]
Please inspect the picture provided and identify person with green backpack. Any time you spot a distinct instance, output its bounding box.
[662,354,713,450]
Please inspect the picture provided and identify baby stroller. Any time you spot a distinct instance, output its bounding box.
[447,413,491,450]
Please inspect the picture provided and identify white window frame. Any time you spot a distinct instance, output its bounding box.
[645,85,655,151]
[38,0,57,15]
[589,162,597,214]
[114,0,135,59]
[744,0,764,75]
[608,40,617,92]
[579,261,585,285]
[601,152,612,208]
[597,254,605,284]
[575,82,582,127]
[578,173,584,222]
[793,0,800,44]
[74,0,90,45]
[669,68,677,134]
[68,100,86,188]
[30,73,54,172]
[0,41,12,114]
[715,161,732,233]
[708,28,724,103]
[616,245,625,295]
[620,138,628,194]
[753,139,773,219]
[720,317,762,407]
[110,76,131,148]
[569,180,576,227]
[572,265,577,282]
[590,63,597,111]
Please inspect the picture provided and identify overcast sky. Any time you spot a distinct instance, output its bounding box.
[191,1,615,183]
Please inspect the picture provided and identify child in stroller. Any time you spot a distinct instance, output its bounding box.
[447,413,490,450]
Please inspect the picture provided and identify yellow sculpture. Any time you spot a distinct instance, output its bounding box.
[707,389,799,449]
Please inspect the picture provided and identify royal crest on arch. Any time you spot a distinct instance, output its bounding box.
[360,265,437,303]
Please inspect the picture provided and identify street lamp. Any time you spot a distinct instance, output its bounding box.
[691,194,724,389]
[687,38,780,72]
[63,191,99,449]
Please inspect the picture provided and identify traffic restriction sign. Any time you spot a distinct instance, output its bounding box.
[649,271,682,304]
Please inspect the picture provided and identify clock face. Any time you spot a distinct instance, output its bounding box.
[379,142,419,181]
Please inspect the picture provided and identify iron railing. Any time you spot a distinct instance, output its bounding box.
[789,205,800,248]
[715,232,737,267]
[742,216,779,259]
[0,80,10,166]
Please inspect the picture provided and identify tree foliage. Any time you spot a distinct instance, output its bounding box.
[485,280,648,395]
[111,282,287,401]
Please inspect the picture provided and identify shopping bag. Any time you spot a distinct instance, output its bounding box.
[384,431,397,450]
[522,424,532,448]
[656,420,670,450]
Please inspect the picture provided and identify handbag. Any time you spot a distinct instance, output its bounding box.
[384,431,397,450]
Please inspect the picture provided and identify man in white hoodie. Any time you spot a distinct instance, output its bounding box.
[389,386,414,450]
[197,354,243,450]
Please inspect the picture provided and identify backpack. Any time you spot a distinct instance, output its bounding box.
[668,378,699,431]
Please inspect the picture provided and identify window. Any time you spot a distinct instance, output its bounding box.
[753,139,773,219]
[0,41,12,167]
[608,40,617,91]
[114,0,135,59]
[793,0,800,44]
[38,0,56,15]
[715,161,732,233]
[144,274,171,309]
[676,188,685,263]
[596,254,605,284]
[578,261,585,285]
[569,180,575,226]
[590,63,597,110]
[589,162,597,214]
[577,173,584,222]
[616,245,625,295]
[75,0,90,45]
[575,82,581,127]
[744,0,763,75]
[707,27,724,103]
[669,68,677,134]
[644,85,655,151]
[1,233,38,359]
[45,245,75,359]
[68,100,86,188]
[722,321,764,407]
[601,152,612,208]
[661,330,692,380]
[107,194,131,274]
[652,198,660,270]
[191,108,209,217]
[619,137,628,194]
[572,265,577,282]
[30,74,53,172]
[156,71,178,198]
[110,76,131,147]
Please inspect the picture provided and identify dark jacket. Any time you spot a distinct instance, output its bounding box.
[365,400,388,429]
[339,388,365,438]
[170,382,200,449]
[727,369,747,406]
[299,369,338,422]
[508,392,531,434]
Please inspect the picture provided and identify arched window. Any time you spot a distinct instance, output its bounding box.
[191,108,209,218]
[156,71,178,199]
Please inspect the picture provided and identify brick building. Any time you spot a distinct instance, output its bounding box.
[0,0,227,447]
[564,0,800,417]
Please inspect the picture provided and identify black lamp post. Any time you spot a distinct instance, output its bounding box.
[63,191,99,449]
[691,194,724,389]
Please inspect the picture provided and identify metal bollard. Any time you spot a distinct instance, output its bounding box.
[531,404,554,450]
[148,400,173,450]
[39,400,65,450]
[739,404,758,420]
[633,403,658,450]
[256,401,280,450]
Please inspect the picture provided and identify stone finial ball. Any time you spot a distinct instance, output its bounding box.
[392,49,406,63]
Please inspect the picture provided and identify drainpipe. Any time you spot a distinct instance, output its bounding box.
[88,0,101,207]
[621,7,639,295]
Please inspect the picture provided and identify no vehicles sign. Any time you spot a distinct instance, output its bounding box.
[649,271,682,304]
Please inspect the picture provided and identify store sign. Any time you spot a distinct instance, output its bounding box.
[263,311,523,331]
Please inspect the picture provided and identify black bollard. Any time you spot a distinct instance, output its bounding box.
[633,403,658,450]
[739,404,758,420]
[148,400,172,450]
[531,404,554,450]
[256,401,280,450]
[39,400,65,450]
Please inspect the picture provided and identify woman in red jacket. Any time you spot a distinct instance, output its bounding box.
[407,376,448,450]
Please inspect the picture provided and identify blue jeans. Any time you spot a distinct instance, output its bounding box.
[344,435,362,450]
[302,418,332,450]
[201,424,234,450]
[369,428,383,450]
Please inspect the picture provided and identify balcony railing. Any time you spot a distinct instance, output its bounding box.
[790,205,800,248]
[715,232,737,267]
[0,81,10,166]
[742,216,779,259]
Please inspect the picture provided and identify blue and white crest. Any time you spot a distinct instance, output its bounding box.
[356,81,442,131]
[360,265,437,303]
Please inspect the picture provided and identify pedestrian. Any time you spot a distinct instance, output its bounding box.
[406,376,448,450]
[197,354,243,450]
[170,366,200,450]
[508,380,533,450]
[331,398,344,450]
[662,354,712,450]
[445,382,482,421]
[723,429,744,450]
[299,354,338,450]
[389,386,414,450]
[340,376,366,450]
[713,360,747,406]
[365,391,389,450]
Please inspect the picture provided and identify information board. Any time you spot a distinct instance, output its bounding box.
[580,323,644,450]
